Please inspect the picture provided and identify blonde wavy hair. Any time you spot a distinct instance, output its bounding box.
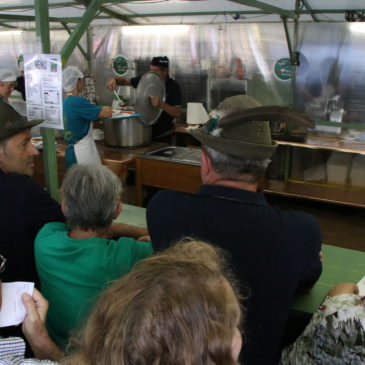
[64,240,243,365]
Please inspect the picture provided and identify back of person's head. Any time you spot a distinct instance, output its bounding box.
[150,56,169,69]
[202,145,270,183]
[65,240,243,365]
[61,164,122,231]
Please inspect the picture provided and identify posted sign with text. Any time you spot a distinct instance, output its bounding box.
[24,54,63,130]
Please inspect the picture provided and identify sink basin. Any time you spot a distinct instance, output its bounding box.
[141,146,201,166]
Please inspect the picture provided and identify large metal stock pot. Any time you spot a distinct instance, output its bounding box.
[104,117,151,147]
[104,71,166,147]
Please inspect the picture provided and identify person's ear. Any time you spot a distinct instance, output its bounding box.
[201,149,212,181]
[114,201,122,219]
[60,201,66,216]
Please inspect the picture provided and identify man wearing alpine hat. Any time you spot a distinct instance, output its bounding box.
[147,95,323,365]
[0,68,17,103]
[107,56,182,142]
[0,103,64,286]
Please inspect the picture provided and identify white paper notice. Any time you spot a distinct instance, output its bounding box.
[0,282,34,327]
[358,276,365,296]
[24,54,63,130]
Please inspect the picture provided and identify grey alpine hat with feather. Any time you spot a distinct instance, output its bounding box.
[191,95,313,159]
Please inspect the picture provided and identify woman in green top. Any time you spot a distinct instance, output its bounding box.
[34,164,152,348]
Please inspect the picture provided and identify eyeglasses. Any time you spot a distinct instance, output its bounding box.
[0,255,6,273]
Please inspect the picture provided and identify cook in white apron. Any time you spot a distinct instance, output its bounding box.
[74,122,102,165]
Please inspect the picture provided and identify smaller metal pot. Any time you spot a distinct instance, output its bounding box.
[104,117,152,147]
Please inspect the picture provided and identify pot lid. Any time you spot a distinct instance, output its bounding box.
[135,71,166,126]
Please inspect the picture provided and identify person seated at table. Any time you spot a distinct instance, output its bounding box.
[64,239,243,365]
[34,163,153,349]
[147,95,323,365]
[0,254,63,364]
[281,282,365,364]
[62,66,112,169]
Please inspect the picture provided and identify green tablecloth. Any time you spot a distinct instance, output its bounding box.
[291,244,365,316]
[117,204,365,316]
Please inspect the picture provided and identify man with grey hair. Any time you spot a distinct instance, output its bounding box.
[0,103,64,285]
[35,164,153,349]
[0,102,64,347]
[147,95,322,365]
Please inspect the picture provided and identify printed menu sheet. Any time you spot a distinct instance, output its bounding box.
[24,54,63,130]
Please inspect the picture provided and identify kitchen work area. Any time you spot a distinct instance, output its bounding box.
[1,1,365,364]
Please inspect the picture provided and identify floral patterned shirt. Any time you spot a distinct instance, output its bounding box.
[281,294,365,365]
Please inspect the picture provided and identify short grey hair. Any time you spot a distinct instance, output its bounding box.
[203,145,270,184]
[62,164,122,231]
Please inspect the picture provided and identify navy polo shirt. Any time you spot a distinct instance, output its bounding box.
[147,184,322,365]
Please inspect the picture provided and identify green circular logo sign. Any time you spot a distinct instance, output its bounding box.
[274,58,294,81]
[112,55,129,76]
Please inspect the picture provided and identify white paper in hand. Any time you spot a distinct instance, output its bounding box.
[0,282,34,327]
[357,276,365,297]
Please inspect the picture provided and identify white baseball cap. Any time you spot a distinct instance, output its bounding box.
[0,69,17,82]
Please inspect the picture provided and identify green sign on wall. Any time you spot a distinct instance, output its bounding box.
[274,58,294,81]
[112,55,129,76]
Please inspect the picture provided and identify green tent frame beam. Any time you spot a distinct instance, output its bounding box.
[227,0,298,19]
[61,21,90,61]
[0,14,111,23]
[74,0,137,24]
[0,2,80,11]
[60,0,103,63]
[301,0,319,22]
[0,22,20,29]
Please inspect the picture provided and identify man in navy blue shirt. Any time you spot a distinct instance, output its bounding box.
[107,56,182,141]
[0,103,64,285]
[147,96,323,365]
[0,103,64,345]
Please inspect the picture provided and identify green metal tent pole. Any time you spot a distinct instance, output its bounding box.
[35,0,59,201]
[86,27,93,70]
[60,0,103,64]
[289,1,300,107]
[61,22,90,62]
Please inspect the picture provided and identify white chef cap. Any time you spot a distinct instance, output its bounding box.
[0,69,17,82]
[62,66,84,92]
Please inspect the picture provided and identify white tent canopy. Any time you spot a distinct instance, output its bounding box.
[0,0,365,30]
